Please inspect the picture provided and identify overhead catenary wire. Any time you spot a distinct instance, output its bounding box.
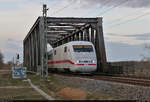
[97,0,130,16]
[105,8,145,25]
[106,12,150,29]
[84,0,112,17]
[51,0,75,16]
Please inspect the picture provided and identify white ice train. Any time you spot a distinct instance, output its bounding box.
[48,41,97,73]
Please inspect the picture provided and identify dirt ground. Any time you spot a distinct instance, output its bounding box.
[58,87,87,100]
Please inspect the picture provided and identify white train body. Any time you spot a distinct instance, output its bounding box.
[48,41,97,72]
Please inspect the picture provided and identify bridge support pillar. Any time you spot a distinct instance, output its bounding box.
[96,18,107,73]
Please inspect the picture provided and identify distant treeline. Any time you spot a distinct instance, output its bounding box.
[0,51,3,66]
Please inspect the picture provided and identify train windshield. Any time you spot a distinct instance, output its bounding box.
[73,45,93,52]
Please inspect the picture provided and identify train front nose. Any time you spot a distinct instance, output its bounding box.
[72,45,97,72]
[74,61,97,72]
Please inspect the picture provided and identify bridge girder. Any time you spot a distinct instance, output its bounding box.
[23,17,107,73]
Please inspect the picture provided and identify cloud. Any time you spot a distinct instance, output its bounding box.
[122,33,150,40]
[76,0,150,8]
[105,33,150,45]
[105,41,147,62]
[2,38,23,63]
[7,38,22,48]
[107,33,150,41]
[0,0,21,11]
[0,0,19,3]
[0,2,41,40]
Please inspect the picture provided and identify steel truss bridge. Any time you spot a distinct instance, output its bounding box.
[23,17,108,74]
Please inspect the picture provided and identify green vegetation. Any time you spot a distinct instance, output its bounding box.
[28,73,65,99]
[0,78,29,86]
[0,88,45,100]
[28,74,41,85]
[0,71,28,86]
[0,71,45,100]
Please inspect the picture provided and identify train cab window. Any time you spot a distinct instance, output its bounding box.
[73,45,93,52]
[64,46,67,53]
[54,50,56,55]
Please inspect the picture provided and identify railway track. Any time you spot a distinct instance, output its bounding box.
[28,70,150,87]
[90,76,150,87]
[54,73,150,87]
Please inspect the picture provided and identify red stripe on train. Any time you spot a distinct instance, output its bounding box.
[48,60,74,64]
[88,64,96,66]
[75,64,84,66]
[47,60,96,66]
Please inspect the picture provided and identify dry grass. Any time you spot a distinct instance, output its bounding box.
[134,61,150,78]
[0,70,45,100]
[110,61,150,78]
[0,88,44,100]
[0,71,29,87]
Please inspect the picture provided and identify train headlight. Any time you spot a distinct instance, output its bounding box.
[92,60,95,63]
[76,60,79,63]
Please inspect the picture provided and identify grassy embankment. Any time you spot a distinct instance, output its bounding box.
[0,71,44,100]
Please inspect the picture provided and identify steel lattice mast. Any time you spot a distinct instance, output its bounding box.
[41,4,49,80]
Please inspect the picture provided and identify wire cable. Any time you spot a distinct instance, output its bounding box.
[51,0,75,16]
[105,8,145,25]
[106,12,150,29]
[84,0,114,17]
[97,0,130,16]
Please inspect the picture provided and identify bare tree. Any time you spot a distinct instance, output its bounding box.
[141,45,150,61]
[7,61,13,67]
[137,45,150,78]
[145,45,150,61]
[0,51,4,67]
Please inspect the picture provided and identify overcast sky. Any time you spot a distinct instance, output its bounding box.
[0,0,150,63]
